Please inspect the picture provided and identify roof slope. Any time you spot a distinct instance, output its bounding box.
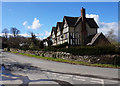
[86,18,99,28]
[75,17,99,28]
[87,33,101,45]
[64,16,79,27]
[56,22,63,31]
[51,27,57,36]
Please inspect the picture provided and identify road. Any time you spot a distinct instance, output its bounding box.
[0,52,120,86]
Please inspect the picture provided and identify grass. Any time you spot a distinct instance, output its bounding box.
[10,51,120,69]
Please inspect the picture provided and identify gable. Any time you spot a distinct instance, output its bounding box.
[75,17,99,28]
[86,18,99,28]
[87,33,110,46]
[56,22,63,32]
[51,27,57,36]
[64,16,79,27]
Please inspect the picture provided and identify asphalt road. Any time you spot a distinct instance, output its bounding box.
[1,52,120,86]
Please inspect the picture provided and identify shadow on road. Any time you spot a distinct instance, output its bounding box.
[1,63,74,86]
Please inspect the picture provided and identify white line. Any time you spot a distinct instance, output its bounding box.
[64,75,73,77]
[51,73,60,75]
[75,76,86,79]
[91,78,104,85]
[73,78,86,81]
[8,58,17,62]
[111,80,118,83]
[91,80,102,84]
[51,73,57,75]
[91,78,103,81]
[59,76,69,78]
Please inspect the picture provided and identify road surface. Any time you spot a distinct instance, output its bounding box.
[0,52,120,86]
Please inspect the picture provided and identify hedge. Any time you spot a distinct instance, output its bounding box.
[19,44,120,55]
[58,45,119,55]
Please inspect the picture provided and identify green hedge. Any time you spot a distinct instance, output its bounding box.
[42,46,57,52]
[19,44,120,55]
[58,45,119,55]
[54,42,68,48]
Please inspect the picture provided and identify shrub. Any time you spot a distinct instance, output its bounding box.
[55,42,68,49]
[58,45,118,55]
[42,46,57,52]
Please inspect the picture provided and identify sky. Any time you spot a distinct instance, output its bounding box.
[2,2,118,40]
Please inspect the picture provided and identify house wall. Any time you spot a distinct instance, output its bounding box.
[74,22,82,45]
[51,32,57,46]
[51,18,98,46]
[86,23,97,36]
[62,20,69,44]
[74,22,97,45]
[57,27,61,36]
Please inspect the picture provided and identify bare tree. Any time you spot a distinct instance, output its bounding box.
[2,28,9,38]
[105,29,117,44]
[10,27,20,37]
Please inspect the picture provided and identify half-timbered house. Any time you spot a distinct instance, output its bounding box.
[47,7,110,46]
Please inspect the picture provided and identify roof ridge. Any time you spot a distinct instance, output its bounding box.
[64,16,79,18]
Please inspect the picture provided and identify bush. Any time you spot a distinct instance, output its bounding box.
[55,42,68,49]
[19,44,119,55]
[58,45,118,55]
[42,46,57,52]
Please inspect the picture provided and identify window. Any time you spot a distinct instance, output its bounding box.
[78,39,80,44]
[65,34,67,39]
[71,39,72,45]
[76,39,78,45]
[73,33,74,38]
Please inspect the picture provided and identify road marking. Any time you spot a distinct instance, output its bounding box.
[73,78,86,81]
[75,76,86,79]
[46,72,50,74]
[52,73,61,75]
[111,80,118,83]
[51,73,57,75]
[8,58,17,62]
[64,75,73,77]
[59,75,70,79]
[91,78,104,86]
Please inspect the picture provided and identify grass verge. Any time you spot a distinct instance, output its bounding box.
[10,51,120,69]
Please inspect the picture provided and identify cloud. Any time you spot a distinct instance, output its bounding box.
[23,18,42,30]
[45,31,51,36]
[86,14,118,36]
[19,33,30,37]
[23,21,27,26]
[86,14,99,25]
[31,18,42,29]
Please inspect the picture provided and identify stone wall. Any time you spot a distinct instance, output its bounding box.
[9,48,120,65]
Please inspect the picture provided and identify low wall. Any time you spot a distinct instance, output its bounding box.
[9,48,120,65]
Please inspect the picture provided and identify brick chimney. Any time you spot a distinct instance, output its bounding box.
[81,7,88,45]
[81,7,86,21]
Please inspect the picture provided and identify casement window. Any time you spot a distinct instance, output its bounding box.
[65,34,67,39]
[78,39,79,44]
[71,39,72,45]
[73,33,74,38]
[76,39,78,45]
